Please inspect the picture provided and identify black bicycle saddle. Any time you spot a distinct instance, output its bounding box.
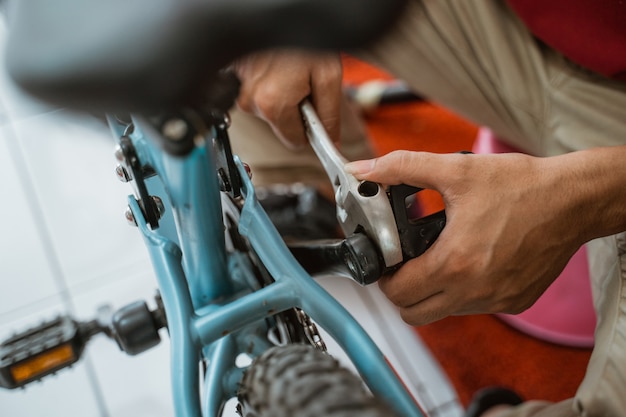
[5,0,408,112]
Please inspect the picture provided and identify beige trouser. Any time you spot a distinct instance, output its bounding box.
[360,2,626,416]
[230,1,626,416]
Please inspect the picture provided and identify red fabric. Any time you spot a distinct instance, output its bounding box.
[507,0,626,81]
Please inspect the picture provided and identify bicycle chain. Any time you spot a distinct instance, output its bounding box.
[295,309,326,352]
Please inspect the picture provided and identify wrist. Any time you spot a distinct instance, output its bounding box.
[547,146,626,243]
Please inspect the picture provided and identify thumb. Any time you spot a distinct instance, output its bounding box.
[345,150,455,190]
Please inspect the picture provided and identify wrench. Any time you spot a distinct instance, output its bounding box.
[300,100,403,267]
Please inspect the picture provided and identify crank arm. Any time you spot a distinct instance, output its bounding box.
[287,233,384,286]
[387,184,446,261]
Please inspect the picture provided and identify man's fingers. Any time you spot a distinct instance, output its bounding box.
[396,292,451,326]
[376,237,469,326]
[268,104,308,148]
[378,253,443,306]
[379,265,451,326]
[310,56,343,144]
[233,50,343,149]
[345,150,466,191]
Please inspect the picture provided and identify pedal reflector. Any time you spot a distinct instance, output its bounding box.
[9,343,76,384]
[0,316,88,389]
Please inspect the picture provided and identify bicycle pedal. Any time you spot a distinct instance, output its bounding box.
[0,315,91,389]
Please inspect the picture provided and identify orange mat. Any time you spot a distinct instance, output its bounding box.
[342,55,592,408]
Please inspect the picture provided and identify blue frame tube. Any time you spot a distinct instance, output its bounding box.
[158,148,233,307]
[202,336,236,417]
[133,119,234,307]
[125,121,426,417]
[129,197,202,417]
[236,161,425,417]
[193,281,298,344]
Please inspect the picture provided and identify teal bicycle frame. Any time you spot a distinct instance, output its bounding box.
[107,113,426,417]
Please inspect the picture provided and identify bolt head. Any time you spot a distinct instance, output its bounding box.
[124,206,137,226]
[114,145,125,162]
[221,113,231,129]
[242,163,252,180]
[162,119,188,141]
[115,164,131,182]
[151,196,165,219]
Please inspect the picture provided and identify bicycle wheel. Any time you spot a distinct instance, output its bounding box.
[237,344,397,417]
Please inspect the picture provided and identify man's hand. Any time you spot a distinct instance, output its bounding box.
[233,49,343,148]
[345,150,617,326]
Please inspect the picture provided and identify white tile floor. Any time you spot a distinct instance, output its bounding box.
[0,13,463,417]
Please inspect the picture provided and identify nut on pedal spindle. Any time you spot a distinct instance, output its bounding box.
[106,295,167,356]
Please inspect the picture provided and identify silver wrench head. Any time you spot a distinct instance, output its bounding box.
[335,179,403,267]
[301,100,402,267]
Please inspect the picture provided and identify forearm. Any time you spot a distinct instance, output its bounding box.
[547,145,626,244]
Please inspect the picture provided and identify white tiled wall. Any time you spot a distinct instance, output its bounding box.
[0,13,462,417]
[0,14,174,417]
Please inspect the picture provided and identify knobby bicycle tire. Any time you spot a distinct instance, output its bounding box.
[237,344,397,417]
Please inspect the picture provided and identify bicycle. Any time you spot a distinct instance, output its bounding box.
[0,1,452,416]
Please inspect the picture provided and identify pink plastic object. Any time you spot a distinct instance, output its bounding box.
[473,128,596,348]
